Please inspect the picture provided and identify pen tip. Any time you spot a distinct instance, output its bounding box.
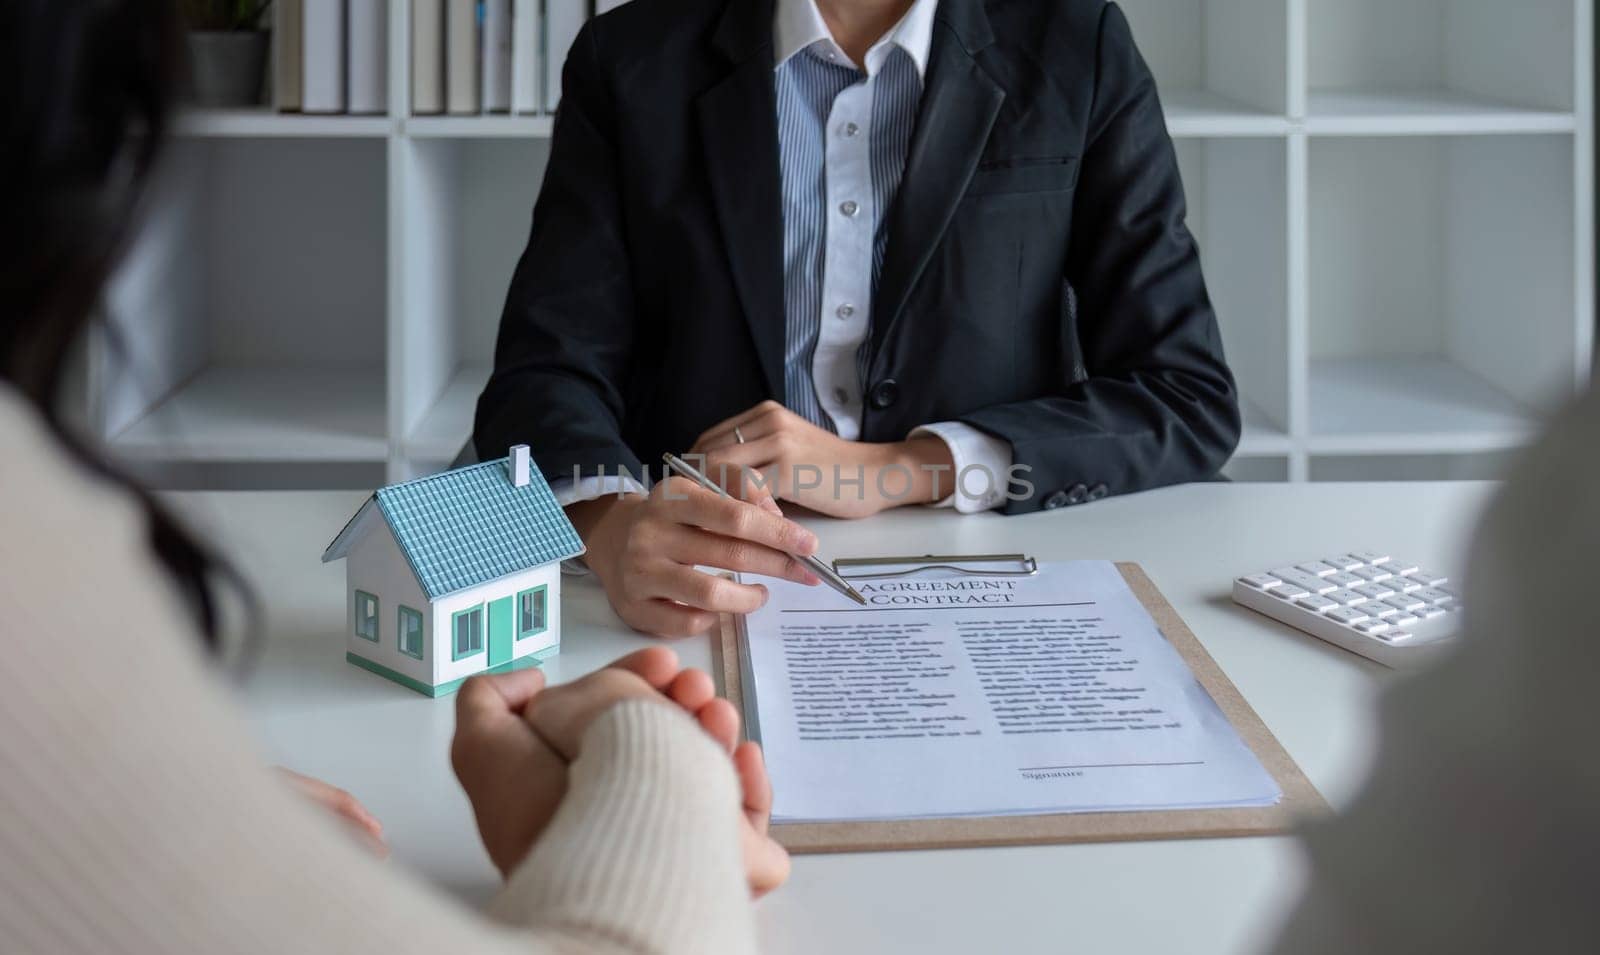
[848,587,867,605]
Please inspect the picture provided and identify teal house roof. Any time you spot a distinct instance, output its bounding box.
[322,456,584,600]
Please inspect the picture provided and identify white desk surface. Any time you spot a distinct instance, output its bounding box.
[170,481,1496,955]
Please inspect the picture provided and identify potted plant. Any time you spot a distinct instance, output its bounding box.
[181,1,274,107]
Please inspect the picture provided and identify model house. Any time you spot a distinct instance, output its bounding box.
[321,445,584,697]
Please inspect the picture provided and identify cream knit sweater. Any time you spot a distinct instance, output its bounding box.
[0,387,755,954]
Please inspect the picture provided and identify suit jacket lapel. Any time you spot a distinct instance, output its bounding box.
[870,2,1004,367]
[698,0,787,401]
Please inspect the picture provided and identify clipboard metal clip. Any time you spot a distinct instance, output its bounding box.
[831,553,1039,581]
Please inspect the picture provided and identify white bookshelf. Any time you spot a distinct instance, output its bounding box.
[96,0,1594,488]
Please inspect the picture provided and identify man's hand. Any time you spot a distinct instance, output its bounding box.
[691,401,955,519]
[566,477,821,639]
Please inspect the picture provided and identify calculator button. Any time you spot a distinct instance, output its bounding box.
[1414,606,1447,620]
[1407,570,1448,587]
[1326,606,1370,626]
[1326,572,1364,588]
[1387,577,1422,593]
[1240,574,1281,590]
[1271,584,1309,600]
[1366,603,1399,618]
[1296,595,1338,613]
[1388,613,1420,627]
[1355,618,1392,634]
[1354,583,1395,601]
[1297,562,1340,577]
[1386,560,1420,576]
[1413,587,1454,605]
[1350,551,1390,565]
[1323,555,1363,571]
[1349,566,1393,583]
[1272,569,1337,594]
[1382,629,1415,644]
[1383,594,1426,613]
[1325,589,1368,606]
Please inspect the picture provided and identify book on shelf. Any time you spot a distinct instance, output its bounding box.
[446,0,479,114]
[274,0,303,111]
[301,0,346,114]
[546,0,588,113]
[347,0,387,114]
[412,0,445,114]
[482,0,513,114]
[511,0,542,115]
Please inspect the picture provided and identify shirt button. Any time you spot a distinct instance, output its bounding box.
[841,122,859,138]
[839,200,859,218]
[836,303,855,320]
[868,379,899,410]
[1043,490,1070,510]
[833,387,852,405]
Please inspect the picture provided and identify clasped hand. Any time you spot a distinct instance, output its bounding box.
[450,647,789,897]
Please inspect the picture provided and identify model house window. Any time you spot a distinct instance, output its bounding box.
[518,586,548,639]
[398,606,424,659]
[354,591,379,642]
[452,606,484,660]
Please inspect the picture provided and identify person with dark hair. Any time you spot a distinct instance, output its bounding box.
[0,2,779,951]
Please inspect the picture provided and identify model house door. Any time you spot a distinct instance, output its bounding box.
[487,597,513,668]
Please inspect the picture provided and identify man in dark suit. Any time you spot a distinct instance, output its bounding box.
[475,0,1240,636]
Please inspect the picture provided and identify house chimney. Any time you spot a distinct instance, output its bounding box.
[510,445,531,488]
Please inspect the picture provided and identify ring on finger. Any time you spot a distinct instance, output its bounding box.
[734,425,746,445]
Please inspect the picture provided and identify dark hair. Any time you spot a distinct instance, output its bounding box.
[1,0,237,651]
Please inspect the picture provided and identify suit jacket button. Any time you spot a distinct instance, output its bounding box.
[1087,483,1109,501]
[1066,483,1089,506]
[869,379,899,410]
[1043,489,1071,510]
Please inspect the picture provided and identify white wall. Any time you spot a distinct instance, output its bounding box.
[1308,137,1446,359]
[396,138,550,439]
[345,518,433,686]
[207,139,388,367]
[432,562,562,687]
[1444,134,1577,411]
[1120,0,1289,114]
[102,144,212,437]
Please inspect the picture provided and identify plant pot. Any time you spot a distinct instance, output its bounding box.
[186,30,269,108]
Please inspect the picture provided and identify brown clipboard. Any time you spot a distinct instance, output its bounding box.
[712,561,1328,854]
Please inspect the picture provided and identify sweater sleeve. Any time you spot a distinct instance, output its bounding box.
[490,701,756,952]
[0,391,756,955]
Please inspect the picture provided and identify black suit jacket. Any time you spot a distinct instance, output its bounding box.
[474,0,1240,515]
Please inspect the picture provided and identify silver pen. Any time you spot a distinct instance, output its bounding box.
[661,452,867,605]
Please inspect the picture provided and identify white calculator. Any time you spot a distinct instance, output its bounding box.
[1232,552,1461,669]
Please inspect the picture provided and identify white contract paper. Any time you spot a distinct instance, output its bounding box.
[739,560,1281,822]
